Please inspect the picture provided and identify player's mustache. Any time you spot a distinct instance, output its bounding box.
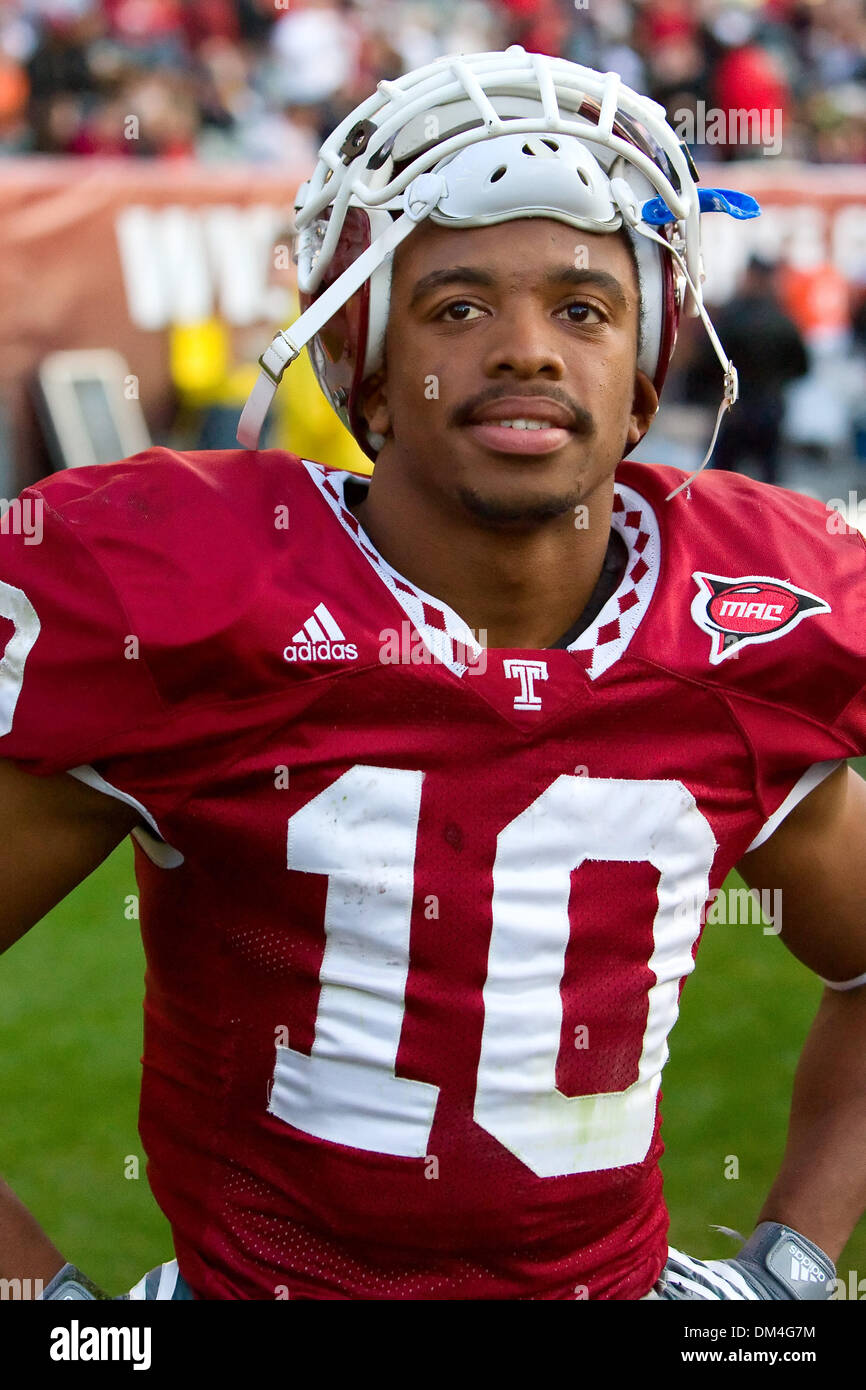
[450,385,595,434]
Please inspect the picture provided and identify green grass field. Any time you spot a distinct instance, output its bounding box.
[2,767,865,1297]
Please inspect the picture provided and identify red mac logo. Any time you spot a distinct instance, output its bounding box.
[691,572,830,664]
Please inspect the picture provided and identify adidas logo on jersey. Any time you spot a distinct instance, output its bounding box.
[283,603,358,663]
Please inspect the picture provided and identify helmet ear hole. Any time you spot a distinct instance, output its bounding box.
[577,168,590,186]
[541,137,558,151]
[489,166,507,183]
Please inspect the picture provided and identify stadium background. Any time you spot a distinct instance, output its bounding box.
[1,0,865,1296]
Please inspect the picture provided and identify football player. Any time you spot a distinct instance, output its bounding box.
[2,47,866,1301]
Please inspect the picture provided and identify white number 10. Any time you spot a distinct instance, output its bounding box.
[269,764,715,1178]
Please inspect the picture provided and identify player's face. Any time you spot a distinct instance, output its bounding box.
[360,217,658,527]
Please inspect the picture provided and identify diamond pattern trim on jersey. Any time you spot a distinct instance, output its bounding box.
[567,483,661,680]
[303,463,660,680]
[303,461,482,676]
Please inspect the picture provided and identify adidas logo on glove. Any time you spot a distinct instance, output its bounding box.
[789,1245,826,1285]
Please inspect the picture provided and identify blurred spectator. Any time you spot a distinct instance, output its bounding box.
[1,0,861,167]
[267,1,361,109]
[0,54,29,151]
[180,1,240,50]
[102,0,188,67]
[779,255,860,459]
[499,0,569,58]
[684,255,809,486]
[805,0,866,87]
[806,81,866,164]
[235,0,279,46]
[708,8,793,162]
[781,260,852,350]
[24,5,102,151]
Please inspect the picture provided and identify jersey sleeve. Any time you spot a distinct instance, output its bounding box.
[729,502,866,850]
[0,483,165,776]
[833,665,866,750]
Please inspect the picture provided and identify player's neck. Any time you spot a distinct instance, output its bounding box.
[347,466,617,650]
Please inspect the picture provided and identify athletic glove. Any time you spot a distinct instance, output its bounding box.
[38,1257,194,1300]
[657,1221,836,1300]
[37,1262,113,1300]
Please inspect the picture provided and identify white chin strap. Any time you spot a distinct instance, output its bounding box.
[238,176,737,505]
[621,210,738,501]
[236,178,443,450]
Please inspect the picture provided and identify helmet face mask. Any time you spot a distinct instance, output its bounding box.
[241,46,757,497]
[292,51,692,462]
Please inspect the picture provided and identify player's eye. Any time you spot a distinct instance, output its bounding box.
[439,300,484,321]
[560,301,606,325]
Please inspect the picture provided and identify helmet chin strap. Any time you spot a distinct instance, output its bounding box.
[612,188,739,502]
[236,174,448,450]
[649,241,738,501]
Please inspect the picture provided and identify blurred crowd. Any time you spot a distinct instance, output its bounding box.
[0,0,864,166]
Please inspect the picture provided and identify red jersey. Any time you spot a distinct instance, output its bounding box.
[2,449,865,1300]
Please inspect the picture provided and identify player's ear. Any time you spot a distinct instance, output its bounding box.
[358,369,391,439]
[625,369,659,450]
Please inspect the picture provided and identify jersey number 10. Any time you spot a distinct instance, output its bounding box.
[269,764,716,1179]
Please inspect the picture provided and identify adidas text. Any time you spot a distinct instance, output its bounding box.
[790,1246,826,1283]
[283,640,358,663]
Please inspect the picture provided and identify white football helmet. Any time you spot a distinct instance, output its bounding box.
[238,46,758,498]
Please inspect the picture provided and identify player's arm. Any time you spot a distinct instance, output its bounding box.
[0,757,140,954]
[659,762,866,1299]
[735,760,866,1261]
[0,1174,65,1290]
[0,756,140,1289]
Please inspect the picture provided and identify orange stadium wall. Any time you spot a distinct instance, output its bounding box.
[0,159,301,491]
[0,158,864,492]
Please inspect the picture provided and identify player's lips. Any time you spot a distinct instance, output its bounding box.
[463,396,578,455]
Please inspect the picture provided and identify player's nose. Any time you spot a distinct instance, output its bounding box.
[481,302,566,380]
